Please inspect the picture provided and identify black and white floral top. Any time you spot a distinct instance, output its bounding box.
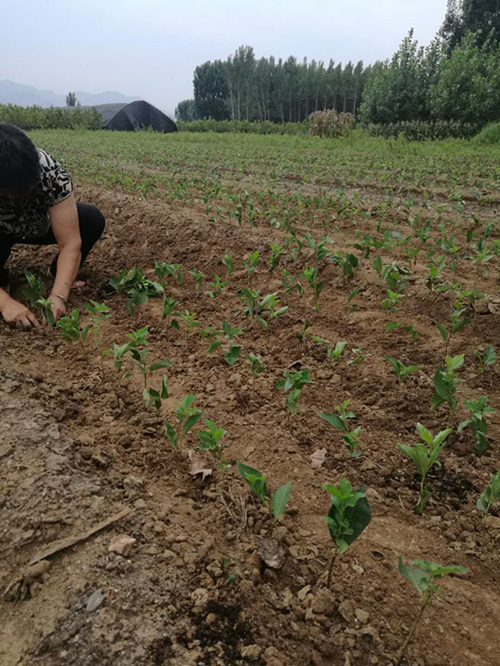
[0,149,73,239]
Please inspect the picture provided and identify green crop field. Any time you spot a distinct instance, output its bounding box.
[2,128,499,666]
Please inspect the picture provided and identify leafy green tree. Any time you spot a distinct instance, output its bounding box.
[441,0,500,50]
[194,60,230,120]
[66,92,78,107]
[175,99,199,121]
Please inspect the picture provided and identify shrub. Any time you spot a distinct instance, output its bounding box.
[364,120,482,141]
[474,122,500,145]
[309,110,354,138]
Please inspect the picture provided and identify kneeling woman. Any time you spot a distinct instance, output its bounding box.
[0,123,105,329]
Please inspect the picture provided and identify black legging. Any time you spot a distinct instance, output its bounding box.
[0,202,105,287]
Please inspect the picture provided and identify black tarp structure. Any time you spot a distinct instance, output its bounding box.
[94,101,177,133]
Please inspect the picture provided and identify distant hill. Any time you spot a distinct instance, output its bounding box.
[0,80,140,108]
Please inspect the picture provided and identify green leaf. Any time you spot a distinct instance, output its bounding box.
[161,375,169,399]
[319,412,347,431]
[435,321,448,341]
[272,482,292,519]
[347,288,360,303]
[224,344,242,366]
[208,339,223,353]
[256,316,269,331]
[150,359,173,372]
[398,557,431,596]
[183,412,204,434]
[164,422,177,449]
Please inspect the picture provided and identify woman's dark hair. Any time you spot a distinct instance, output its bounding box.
[0,123,41,195]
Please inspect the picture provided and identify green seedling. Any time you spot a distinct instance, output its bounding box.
[246,352,265,389]
[222,253,234,277]
[398,558,467,663]
[332,251,359,278]
[312,337,347,364]
[323,479,371,588]
[386,357,420,384]
[275,369,313,416]
[155,260,183,285]
[161,296,179,330]
[197,419,229,470]
[386,321,419,341]
[208,274,228,299]
[474,345,496,378]
[301,266,326,307]
[296,319,312,343]
[243,250,260,277]
[477,470,500,517]
[172,309,199,349]
[22,271,44,308]
[84,301,111,374]
[381,289,404,312]
[435,306,471,357]
[398,423,452,514]
[207,321,242,366]
[143,375,169,411]
[57,308,89,358]
[425,259,446,293]
[237,461,292,520]
[238,288,288,331]
[347,287,360,311]
[191,267,205,292]
[268,242,285,273]
[320,400,362,457]
[282,270,304,297]
[347,348,372,367]
[36,297,55,326]
[431,354,464,418]
[457,396,496,456]
[382,262,410,293]
[164,395,204,450]
[109,267,163,314]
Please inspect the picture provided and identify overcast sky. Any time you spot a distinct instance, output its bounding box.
[1,0,448,116]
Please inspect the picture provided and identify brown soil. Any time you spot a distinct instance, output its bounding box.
[0,184,499,666]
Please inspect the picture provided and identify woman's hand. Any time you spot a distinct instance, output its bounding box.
[48,294,67,324]
[0,296,39,329]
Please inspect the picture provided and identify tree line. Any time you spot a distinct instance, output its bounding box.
[176,1,500,128]
[176,49,370,123]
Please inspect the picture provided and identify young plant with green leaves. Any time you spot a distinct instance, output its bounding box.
[275,369,313,416]
[237,461,292,520]
[312,337,348,364]
[37,297,55,326]
[347,347,372,367]
[208,274,228,299]
[191,267,205,292]
[109,267,163,314]
[398,558,467,662]
[238,288,288,331]
[474,345,496,378]
[386,357,420,384]
[172,309,199,349]
[22,271,44,309]
[208,321,243,366]
[268,242,285,273]
[457,396,496,456]
[154,260,183,286]
[164,395,204,450]
[57,308,90,358]
[246,352,265,388]
[435,306,471,357]
[222,253,234,277]
[381,289,404,312]
[296,319,312,343]
[197,419,230,471]
[301,266,326,307]
[319,400,362,457]
[386,321,419,341]
[323,479,371,588]
[398,423,452,514]
[243,250,260,277]
[431,354,464,419]
[477,470,500,518]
